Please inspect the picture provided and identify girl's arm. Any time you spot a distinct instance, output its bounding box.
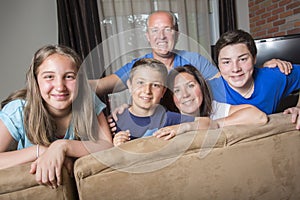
[97,111,113,144]
[60,111,113,157]
[30,111,113,188]
[0,120,40,170]
[215,104,268,127]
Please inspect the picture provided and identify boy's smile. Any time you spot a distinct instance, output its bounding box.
[127,67,166,116]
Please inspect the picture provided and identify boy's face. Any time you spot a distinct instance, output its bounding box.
[127,67,166,115]
[218,43,255,92]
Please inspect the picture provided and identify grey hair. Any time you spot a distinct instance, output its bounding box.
[146,10,178,32]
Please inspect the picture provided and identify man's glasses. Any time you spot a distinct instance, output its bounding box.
[148,27,175,35]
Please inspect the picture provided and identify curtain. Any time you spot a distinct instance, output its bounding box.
[96,0,212,110]
[57,0,105,79]
[219,0,237,35]
[57,0,110,114]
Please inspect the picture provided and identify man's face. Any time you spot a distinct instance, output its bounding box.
[146,12,178,58]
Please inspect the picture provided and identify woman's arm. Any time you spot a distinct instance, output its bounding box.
[154,105,267,140]
[154,117,218,140]
[215,104,268,127]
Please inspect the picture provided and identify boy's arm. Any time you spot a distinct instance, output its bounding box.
[215,104,268,127]
[113,130,131,146]
[283,106,300,130]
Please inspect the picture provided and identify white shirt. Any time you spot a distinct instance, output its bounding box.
[210,100,230,120]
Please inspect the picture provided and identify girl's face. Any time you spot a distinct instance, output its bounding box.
[37,53,78,116]
[173,72,203,117]
[218,43,255,93]
[127,67,166,116]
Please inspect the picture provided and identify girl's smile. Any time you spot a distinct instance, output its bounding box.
[37,53,78,116]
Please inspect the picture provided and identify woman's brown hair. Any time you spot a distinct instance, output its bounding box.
[161,65,213,117]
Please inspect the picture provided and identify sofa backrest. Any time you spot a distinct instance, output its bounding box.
[74,113,300,200]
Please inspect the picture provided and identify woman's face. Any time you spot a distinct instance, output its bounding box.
[172,72,203,116]
[37,53,78,116]
[218,43,255,94]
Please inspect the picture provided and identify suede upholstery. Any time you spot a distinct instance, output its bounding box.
[0,163,77,200]
[74,113,300,200]
[1,113,299,200]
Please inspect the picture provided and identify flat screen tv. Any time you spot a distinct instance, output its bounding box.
[254,34,300,67]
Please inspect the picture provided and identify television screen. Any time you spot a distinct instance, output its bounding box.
[254,34,300,67]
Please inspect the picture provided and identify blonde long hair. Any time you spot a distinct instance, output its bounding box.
[2,45,98,146]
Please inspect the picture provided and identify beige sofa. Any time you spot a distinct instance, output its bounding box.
[1,113,300,200]
[0,163,77,200]
[74,113,300,200]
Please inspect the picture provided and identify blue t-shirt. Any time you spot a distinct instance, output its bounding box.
[114,50,218,86]
[115,105,195,139]
[0,95,106,149]
[209,64,300,114]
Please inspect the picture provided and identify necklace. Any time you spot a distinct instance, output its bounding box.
[242,80,254,98]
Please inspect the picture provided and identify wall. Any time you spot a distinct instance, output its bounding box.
[236,0,250,32]
[249,0,300,39]
[0,0,57,102]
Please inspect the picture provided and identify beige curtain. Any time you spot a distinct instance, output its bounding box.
[96,0,212,111]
